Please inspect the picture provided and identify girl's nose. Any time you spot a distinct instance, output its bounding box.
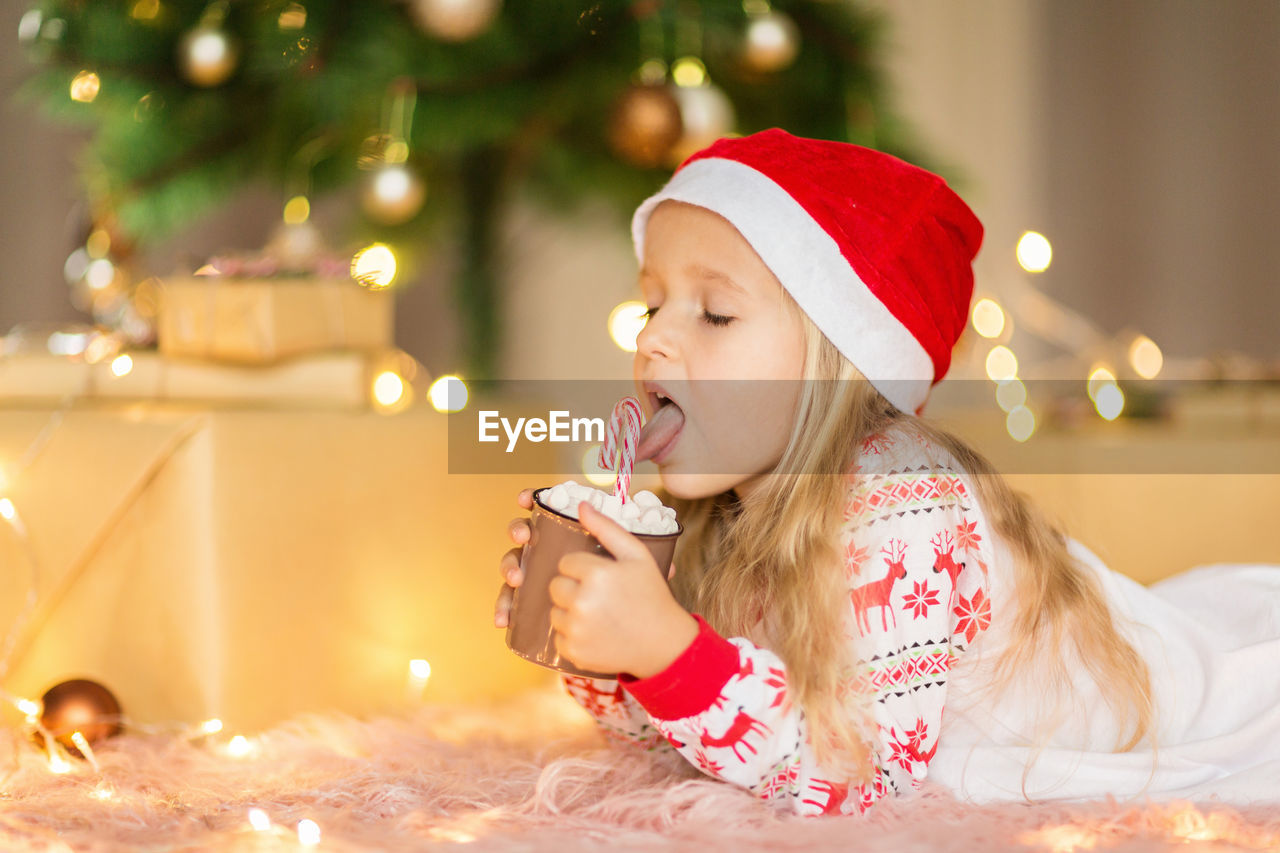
[635,310,677,362]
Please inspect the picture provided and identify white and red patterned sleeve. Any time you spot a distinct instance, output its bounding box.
[606,430,996,816]
[560,674,674,753]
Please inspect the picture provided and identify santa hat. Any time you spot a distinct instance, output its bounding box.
[631,128,984,416]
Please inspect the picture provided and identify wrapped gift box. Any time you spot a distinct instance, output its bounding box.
[0,351,386,410]
[157,277,393,364]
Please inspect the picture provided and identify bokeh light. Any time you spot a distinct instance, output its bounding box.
[70,70,100,103]
[372,371,405,407]
[985,345,1018,381]
[995,378,1027,412]
[1006,405,1036,442]
[350,243,397,289]
[971,298,1006,339]
[1016,231,1052,273]
[1129,334,1163,379]
[428,375,468,413]
[608,301,649,352]
[1094,383,1125,420]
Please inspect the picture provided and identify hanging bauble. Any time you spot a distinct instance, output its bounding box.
[176,22,239,87]
[361,162,427,225]
[741,10,800,74]
[38,679,123,756]
[409,0,502,42]
[668,82,736,166]
[607,83,684,169]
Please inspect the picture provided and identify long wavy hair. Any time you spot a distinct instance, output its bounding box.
[657,307,1154,783]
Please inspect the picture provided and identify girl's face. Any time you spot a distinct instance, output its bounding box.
[633,201,807,500]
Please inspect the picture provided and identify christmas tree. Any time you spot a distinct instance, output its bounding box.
[17,0,927,378]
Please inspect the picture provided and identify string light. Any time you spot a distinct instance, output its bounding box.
[226,735,253,757]
[608,301,648,352]
[985,345,1018,382]
[297,819,321,847]
[1006,405,1036,442]
[86,229,112,259]
[1016,231,1052,273]
[671,56,707,87]
[407,658,431,701]
[48,753,73,774]
[0,498,16,521]
[283,195,311,224]
[350,243,397,289]
[70,732,100,772]
[971,298,1006,339]
[110,354,133,377]
[88,785,115,801]
[994,378,1027,412]
[1129,334,1163,379]
[1087,364,1116,401]
[70,71,101,103]
[372,371,405,407]
[200,718,223,734]
[85,258,116,290]
[428,375,468,413]
[1094,383,1125,421]
[247,808,271,832]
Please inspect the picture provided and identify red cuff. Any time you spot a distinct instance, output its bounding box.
[618,613,740,720]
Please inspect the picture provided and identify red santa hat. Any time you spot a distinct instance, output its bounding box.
[631,128,984,416]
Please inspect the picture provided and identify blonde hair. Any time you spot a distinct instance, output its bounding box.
[658,309,1154,783]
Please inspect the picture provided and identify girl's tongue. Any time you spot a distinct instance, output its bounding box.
[636,400,685,462]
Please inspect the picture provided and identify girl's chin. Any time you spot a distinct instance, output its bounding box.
[657,471,745,501]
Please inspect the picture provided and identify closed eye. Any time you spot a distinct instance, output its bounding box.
[640,306,735,327]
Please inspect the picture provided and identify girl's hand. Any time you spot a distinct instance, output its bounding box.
[493,488,535,629]
[548,501,698,678]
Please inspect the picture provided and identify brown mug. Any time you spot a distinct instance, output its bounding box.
[505,487,683,679]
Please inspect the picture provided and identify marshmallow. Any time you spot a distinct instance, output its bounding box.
[539,480,679,535]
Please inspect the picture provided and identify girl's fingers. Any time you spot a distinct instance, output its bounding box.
[494,583,514,628]
[517,489,534,510]
[507,517,530,545]
[500,547,524,587]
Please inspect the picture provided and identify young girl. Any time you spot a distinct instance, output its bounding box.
[492,129,1280,816]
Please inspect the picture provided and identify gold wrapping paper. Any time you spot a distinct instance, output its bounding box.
[157,278,393,364]
[0,403,558,733]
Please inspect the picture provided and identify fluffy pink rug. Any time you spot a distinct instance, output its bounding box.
[1,686,1276,852]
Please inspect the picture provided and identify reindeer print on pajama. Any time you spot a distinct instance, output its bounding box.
[562,425,994,815]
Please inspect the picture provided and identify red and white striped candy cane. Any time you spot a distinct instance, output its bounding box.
[599,396,642,503]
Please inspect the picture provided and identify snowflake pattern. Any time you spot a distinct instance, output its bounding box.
[901,579,941,620]
[954,519,983,554]
[953,589,992,643]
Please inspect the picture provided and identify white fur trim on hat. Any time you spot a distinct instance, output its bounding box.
[632,157,935,415]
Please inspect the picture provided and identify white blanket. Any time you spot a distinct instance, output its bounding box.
[934,539,1280,805]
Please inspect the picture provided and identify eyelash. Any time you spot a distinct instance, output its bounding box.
[642,306,735,327]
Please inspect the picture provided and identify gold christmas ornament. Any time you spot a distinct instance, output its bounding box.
[668,81,736,165]
[409,0,501,42]
[361,162,427,225]
[177,23,239,87]
[741,10,800,73]
[38,679,123,756]
[607,83,683,169]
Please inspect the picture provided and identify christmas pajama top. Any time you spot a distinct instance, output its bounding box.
[560,424,1280,815]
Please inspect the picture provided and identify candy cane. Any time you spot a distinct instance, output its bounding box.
[599,396,642,503]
